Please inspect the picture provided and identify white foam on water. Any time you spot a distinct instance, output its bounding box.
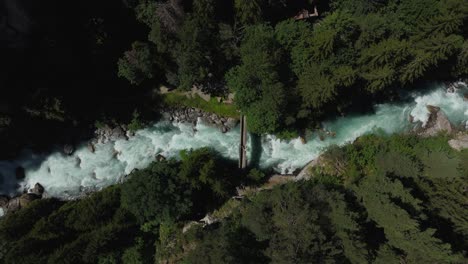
[0,83,467,198]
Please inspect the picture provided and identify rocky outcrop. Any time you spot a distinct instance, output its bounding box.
[448,133,468,151]
[295,159,321,181]
[94,125,129,144]
[200,214,219,226]
[418,105,454,137]
[162,107,239,133]
[30,183,45,196]
[155,154,166,162]
[19,193,41,208]
[0,183,45,215]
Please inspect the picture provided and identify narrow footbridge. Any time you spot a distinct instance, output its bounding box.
[239,115,247,169]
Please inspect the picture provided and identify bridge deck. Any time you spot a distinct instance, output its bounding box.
[239,115,247,169]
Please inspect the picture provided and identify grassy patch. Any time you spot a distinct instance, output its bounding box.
[162,93,239,118]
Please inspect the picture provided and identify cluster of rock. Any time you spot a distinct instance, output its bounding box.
[93,124,133,145]
[62,124,136,156]
[0,183,45,215]
[61,107,238,157]
[162,107,239,133]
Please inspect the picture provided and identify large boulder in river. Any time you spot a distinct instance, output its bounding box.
[419,105,454,137]
[30,183,45,196]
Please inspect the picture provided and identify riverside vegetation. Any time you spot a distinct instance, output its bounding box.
[1,0,468,263]
[0,134,467,263]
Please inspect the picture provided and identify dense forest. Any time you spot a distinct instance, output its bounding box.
[1,134,467,263]
[1,0,467,157]
[1,0,468,263]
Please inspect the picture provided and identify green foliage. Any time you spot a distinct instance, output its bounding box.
[234,0,263,25]
[241,183,349,263]
[0,199,63,241]
[0,187,139,264]
[127,110,145,132]
[121,160,192,224]
[246,168,266,183]
[298,63,337,109]
[353,173,463,263]
[118,41,156,85]
[179,148,236,198]
[226,24,288,133]
[185,217,268,264]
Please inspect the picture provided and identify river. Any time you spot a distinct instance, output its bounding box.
[0,82,467,200]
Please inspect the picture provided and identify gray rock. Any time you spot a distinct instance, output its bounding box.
[448,134,468,151]
[126,130,135,138]
[63,144,75,155]
[225,118,239,129]
[200,214,219,225]
[155,154,166,162]
[31,183,45,196]
[419,105,454,137]
[6,197,21,212]
[110,126,126,141]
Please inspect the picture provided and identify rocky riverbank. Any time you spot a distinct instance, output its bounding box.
[58,107,239,158]
[0,183,45,216]
[161,107,239,133]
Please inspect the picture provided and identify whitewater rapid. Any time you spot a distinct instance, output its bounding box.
[0,82,467,198]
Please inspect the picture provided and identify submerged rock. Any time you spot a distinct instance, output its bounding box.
[63,144,75,155]
[88,142,95,153]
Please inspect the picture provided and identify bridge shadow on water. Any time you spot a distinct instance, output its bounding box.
[248,133,263,169]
